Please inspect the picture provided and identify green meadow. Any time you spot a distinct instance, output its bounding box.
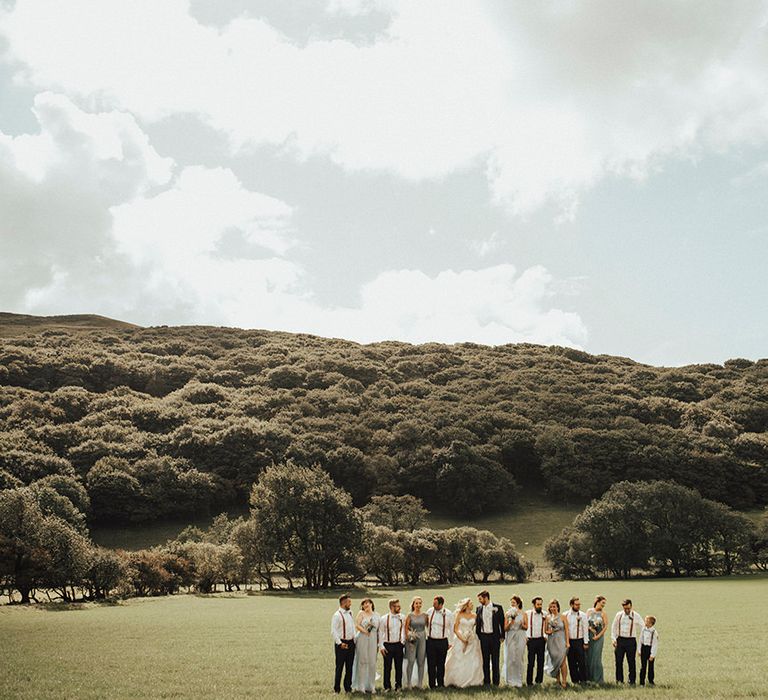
[2,576,765,700]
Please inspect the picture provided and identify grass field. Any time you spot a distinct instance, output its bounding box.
[2,576,765,700]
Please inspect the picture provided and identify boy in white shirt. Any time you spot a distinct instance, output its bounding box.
[639,615,659,686]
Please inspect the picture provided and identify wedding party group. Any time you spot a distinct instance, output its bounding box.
[331,591,660,694]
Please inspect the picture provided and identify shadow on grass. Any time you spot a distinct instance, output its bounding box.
[33,598,125,612]
[255,583,482,599]
[359,682,650,696]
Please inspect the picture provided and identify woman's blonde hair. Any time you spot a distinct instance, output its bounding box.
[411,596,423,612]
[455,597,473,614]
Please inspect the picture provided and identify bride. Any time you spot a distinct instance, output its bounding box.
[444,598,484,688]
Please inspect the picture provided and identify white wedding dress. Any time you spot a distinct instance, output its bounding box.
[444,616,484,688]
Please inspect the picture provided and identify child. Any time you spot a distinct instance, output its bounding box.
[638,615,658,686]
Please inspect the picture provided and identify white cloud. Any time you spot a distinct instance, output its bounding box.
[0,90,586,347]
[469,230,501,258]
[0,91,172,190]
[0,91,173,308]
[0,91,301,324]
[111,165,294,262]
[5,1,767,218]
[342,264,587,346]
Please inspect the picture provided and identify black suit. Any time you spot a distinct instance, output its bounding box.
[475,603,505,686]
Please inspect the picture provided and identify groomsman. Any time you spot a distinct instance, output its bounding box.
[330,594,356,694]
[565,596,589,683]
[526,596,547,685]
[476,589,505,686]
[425,595,453,689]
[611,598,644,685]
[379,598,405,691]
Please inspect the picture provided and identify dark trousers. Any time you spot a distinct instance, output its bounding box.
[333,640,355,693]
[526,637,546,685]
[639,644,655,685]
[426,637,449,688]
[382,642,404,690]
[567,643,588,683]
[615,637,637,684]
[479,633,501,686]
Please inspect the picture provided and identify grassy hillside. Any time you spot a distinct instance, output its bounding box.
[2,577,765,699]
[1,312,766,529]
[90,495,582,569]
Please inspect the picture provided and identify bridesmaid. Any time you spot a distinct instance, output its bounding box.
[503,594,528,687]
[544,598,570,689]
[404,596,428,688]
[586,595,608,683]
[351,598,379,693]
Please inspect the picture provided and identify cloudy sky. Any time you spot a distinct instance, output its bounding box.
[1,0,767,366]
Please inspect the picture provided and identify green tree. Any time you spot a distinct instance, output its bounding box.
[249,462,362,589]
[0,487,89,603]
[362,494,428,531]
[84,547,126,599]
[570,482,651,578]
[86,458,144,523]
[434,441,516,516]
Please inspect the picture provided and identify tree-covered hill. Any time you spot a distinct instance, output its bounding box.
[1,313,766,523]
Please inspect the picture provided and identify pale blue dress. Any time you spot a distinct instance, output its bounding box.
[503,609,526,687]
[351,612,380,692]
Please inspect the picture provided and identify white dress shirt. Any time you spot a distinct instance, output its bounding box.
[481,602,494,633]
[379,612,405,649]
[566,609,590,645]
[640,626,659,657]
[331,607,355,645]
[425,607,454,640]
[611,610,644,641]
[526,609,547,639]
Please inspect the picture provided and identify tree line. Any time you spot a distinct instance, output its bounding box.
[1,324,766,525]
[0,464,533,603]
[544,480,768,579]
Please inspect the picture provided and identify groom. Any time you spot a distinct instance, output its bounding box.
[475,589,505,686]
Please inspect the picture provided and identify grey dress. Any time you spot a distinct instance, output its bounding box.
[503,608,526,687]
[405,612,428,688]
[544,614,567,678]
[351,612,379,692]
[586,610,605,683]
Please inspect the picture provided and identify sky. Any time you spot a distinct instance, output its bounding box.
[1,0,767,367]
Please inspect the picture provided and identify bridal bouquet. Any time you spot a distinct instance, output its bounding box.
[407,630,418,643]
[365,621,376,634]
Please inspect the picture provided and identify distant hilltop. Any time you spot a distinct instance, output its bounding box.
[0,312,140,336]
